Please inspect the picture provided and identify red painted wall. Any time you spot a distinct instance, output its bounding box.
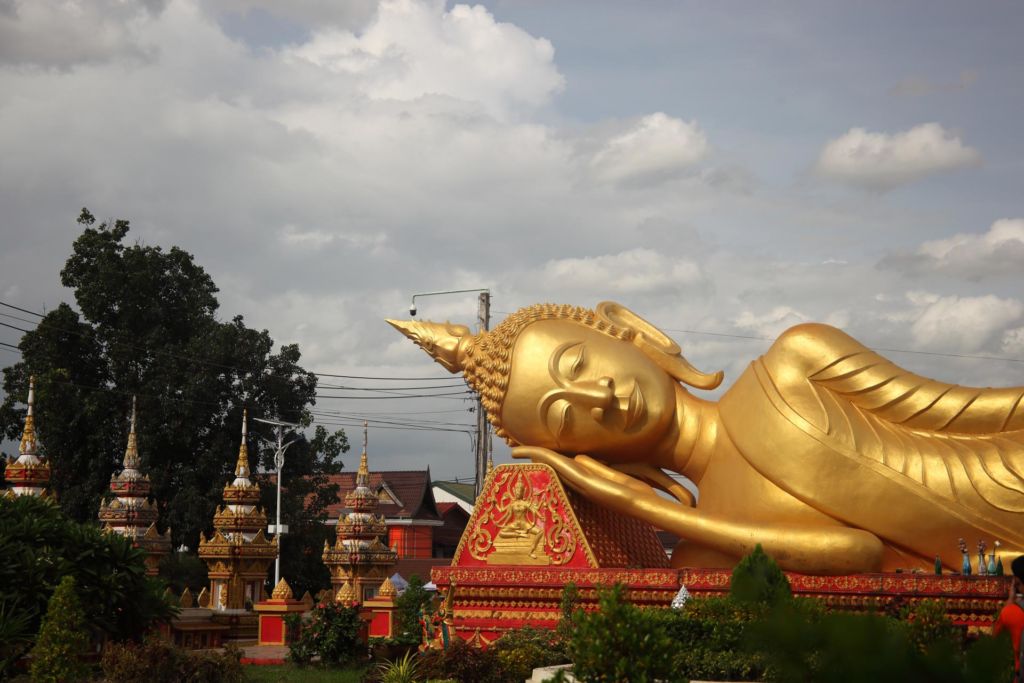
[388,525,433,559]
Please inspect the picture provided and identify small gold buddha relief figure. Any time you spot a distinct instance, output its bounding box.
[488,469,548,565]
[390,302,1024,575]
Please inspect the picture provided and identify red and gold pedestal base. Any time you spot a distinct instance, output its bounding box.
[426,463,1012,644]
[254,579,310,646]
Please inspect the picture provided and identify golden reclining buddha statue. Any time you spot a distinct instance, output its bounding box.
[389,302,1024,575]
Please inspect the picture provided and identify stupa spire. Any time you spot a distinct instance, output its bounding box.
[19,375,37,457]
[235,408,250,479]
[356,420,369,486]
[123,396,140,470]
[99,397,170,575]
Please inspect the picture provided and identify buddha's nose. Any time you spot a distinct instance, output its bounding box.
[571,377,615,420]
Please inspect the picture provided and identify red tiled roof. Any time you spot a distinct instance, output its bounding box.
[323,470,441,522]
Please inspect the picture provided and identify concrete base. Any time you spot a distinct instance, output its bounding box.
[528,664,576,682]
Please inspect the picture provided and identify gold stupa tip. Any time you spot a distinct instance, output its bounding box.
[378,577,397,598]
[271,577,294,601]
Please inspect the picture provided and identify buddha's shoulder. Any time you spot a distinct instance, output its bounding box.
[762,322,872,377]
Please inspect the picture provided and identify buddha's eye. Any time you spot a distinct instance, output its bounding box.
[545,400,572,441]
[563,343,585,380]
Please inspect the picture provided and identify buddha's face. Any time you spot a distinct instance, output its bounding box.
[501,319,677,460]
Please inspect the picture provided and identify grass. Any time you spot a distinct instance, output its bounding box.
[244,664,368,682]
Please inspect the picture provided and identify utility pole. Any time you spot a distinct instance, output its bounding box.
[408,287,491,499]
[253,416,300,586]
[474,290,491,498]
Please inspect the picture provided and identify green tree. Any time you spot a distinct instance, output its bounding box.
[29,575,90,683]
[729,543,792,606]
[0,208,347,579]
[0,495,174,664]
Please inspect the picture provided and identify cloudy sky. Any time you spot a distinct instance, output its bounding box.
[1,0,1022,481]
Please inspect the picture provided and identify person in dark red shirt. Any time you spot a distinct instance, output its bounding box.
[994,556,1024,679]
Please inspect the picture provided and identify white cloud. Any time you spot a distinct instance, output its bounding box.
[538,248,705,294]
[815,123,980,191]
[591,113,709,185]
[284,0,564,120]
[909,294,1022,352]
[1002,327,1024,356]
[880,219,1024,280]
[734,306,808,339]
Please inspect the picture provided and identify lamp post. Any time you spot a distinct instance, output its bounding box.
[252,416,301,586]
[408,288,491,498]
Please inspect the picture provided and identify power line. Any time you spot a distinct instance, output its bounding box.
[0,301,44,318]
[0,298,461,382]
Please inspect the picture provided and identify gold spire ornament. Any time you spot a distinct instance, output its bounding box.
[4,376,51,497]
[392,300,1024,575]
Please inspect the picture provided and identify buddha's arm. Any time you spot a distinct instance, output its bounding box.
[513,446,884,574]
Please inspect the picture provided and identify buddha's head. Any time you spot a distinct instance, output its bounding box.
[387,302,722,460]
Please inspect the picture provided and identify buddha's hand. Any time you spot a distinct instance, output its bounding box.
[511,447,664,509]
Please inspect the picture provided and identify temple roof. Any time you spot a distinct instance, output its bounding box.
[324,469,442,522]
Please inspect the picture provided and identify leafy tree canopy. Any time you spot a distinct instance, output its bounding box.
[0,209,347,591]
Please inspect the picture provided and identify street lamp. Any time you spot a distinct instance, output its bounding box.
[252,416,301,586]
[408,288,491,498]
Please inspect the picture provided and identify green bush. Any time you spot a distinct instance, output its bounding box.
[567,584,673,683]
[287,601,365,668]
[492,625,569,683]
[417,638,503,682]
[729,543,792,605]
[101,638,244,683]
[650,596,774,682]
[29,575,90,683]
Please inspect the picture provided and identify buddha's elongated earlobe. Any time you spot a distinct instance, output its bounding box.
[595,301,723,390]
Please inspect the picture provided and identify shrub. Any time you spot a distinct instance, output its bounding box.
[567,584,673,683]
[417,638,503,683]
[729,543,792,606]
[101,638,244,683]
[902,599,960,653]
[653,596,773,682]
[492,625,570,683]
[287,601,364,667]
[29,575,90,683]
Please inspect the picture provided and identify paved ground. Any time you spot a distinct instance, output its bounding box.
[239,644,289,664]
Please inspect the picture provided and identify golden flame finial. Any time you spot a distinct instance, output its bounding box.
[235,408,250,478]
[385,319,474,374]
[271,577,294,600]
[123,395,140,470]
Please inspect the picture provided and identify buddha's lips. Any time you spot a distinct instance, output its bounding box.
[624,382,646,430]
